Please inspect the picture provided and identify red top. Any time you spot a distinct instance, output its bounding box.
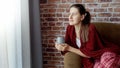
[64,23,120,68]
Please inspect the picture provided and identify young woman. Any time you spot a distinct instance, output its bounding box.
[55,4,120,68]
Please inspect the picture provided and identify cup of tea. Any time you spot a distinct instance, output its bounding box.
[56,37,65,44]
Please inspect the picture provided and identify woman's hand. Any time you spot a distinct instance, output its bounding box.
[55,43,69,51]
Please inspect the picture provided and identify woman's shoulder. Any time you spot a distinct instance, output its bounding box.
[89,23,96,28]
[89,23,97,32]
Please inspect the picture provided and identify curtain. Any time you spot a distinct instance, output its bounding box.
[0,0,22,68]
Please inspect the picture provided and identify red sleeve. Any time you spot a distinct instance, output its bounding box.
[65,25,72,45]
[61,25,72,55]
[80,24,104,58]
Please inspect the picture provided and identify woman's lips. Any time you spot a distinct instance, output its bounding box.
[69,20,73,22]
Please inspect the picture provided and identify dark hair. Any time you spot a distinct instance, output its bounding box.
[70,4,91,25]
[70,4,91,42]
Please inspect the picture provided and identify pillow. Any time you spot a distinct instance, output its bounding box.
[64,52,82,68]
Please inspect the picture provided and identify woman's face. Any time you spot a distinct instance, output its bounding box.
[69,7,84,25]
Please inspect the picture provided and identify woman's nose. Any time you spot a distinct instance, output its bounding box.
[69,14,72,19]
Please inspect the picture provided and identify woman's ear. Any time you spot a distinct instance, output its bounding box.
[80,15,85,21]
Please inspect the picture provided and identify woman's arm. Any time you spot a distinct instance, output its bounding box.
[55,43,90,58]
[67,45,90,58]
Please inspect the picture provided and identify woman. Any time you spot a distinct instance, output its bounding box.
[55,4,120,68]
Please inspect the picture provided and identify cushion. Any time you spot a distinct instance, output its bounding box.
[64,52,82,68]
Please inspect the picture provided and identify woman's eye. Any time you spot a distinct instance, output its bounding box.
[72,13,77,16]
[68,13,78,16]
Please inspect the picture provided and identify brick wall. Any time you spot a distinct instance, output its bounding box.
[40,0,120,68]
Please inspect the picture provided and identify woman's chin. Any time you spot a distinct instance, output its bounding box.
[69,23,73,25]
[69,22,74,25]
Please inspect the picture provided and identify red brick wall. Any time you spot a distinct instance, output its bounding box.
[40,0,120,68]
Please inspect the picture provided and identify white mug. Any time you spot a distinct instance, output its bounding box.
[56,37,65,44]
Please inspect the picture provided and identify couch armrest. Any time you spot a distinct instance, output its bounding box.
[64,52,82,68]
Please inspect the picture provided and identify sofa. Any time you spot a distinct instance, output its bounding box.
[64,22,120,68]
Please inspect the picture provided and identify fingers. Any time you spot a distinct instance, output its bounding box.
[55,43,59,49]
[55,43,69,51]
[62,44,69,51]
[55,43,63,51]
[62,45,66,51]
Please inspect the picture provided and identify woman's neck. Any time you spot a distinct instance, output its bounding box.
[74,23,81,32]
[74,23,81,38]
